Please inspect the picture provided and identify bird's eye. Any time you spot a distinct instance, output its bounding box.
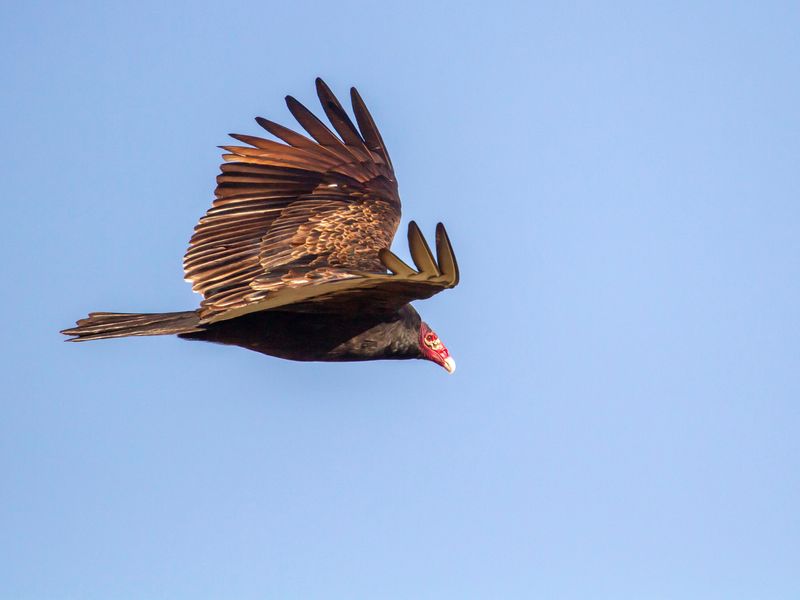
[424,332,441,349]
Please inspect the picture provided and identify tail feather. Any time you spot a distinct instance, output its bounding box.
[61,310,203,342]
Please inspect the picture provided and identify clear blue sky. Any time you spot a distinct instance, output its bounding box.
[2,1,799,598]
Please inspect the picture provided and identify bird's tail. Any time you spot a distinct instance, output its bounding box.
[61,310,204,342]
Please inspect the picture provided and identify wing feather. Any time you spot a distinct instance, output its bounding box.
[201,223,459,322]
[315,78,370,153]
[379,249,416,277]
[435,222,459,284]
[407,221,440,276]
[184,79,404,319]
[350,87,393,169]
[285,95,361,162]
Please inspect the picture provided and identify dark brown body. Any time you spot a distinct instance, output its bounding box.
[180,305,423,363]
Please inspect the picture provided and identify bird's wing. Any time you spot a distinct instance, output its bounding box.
[184,78,402,319]
[200,221,460,323]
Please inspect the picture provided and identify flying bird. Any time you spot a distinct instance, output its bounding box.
[62,78,460,373]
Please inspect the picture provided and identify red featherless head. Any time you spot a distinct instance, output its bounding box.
[419,323,455,374]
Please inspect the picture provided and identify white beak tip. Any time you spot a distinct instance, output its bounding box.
[443,357,456,374]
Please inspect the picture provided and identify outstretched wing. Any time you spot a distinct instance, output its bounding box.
[184,78,401,319]
[202,221,460,323]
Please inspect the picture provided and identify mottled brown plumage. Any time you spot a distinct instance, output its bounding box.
[62,78,460,373]
[184,78,403,319]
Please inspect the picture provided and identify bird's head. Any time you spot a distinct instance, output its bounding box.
[419,322,456,374]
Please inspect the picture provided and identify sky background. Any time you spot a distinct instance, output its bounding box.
[2,1,799,598]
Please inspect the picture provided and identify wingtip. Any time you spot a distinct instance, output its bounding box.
[315,77,335,104]
[254,116,269,131]
[59,325,81,341]
[284,94,308,118]
[407,220,424,244]
[434,222,459,287]
[407,221,439,276]
[315,77,331,95]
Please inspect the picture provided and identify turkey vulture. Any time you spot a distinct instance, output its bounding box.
[62,78,460,373]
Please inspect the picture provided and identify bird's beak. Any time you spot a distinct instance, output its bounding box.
[443,356,456,374]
